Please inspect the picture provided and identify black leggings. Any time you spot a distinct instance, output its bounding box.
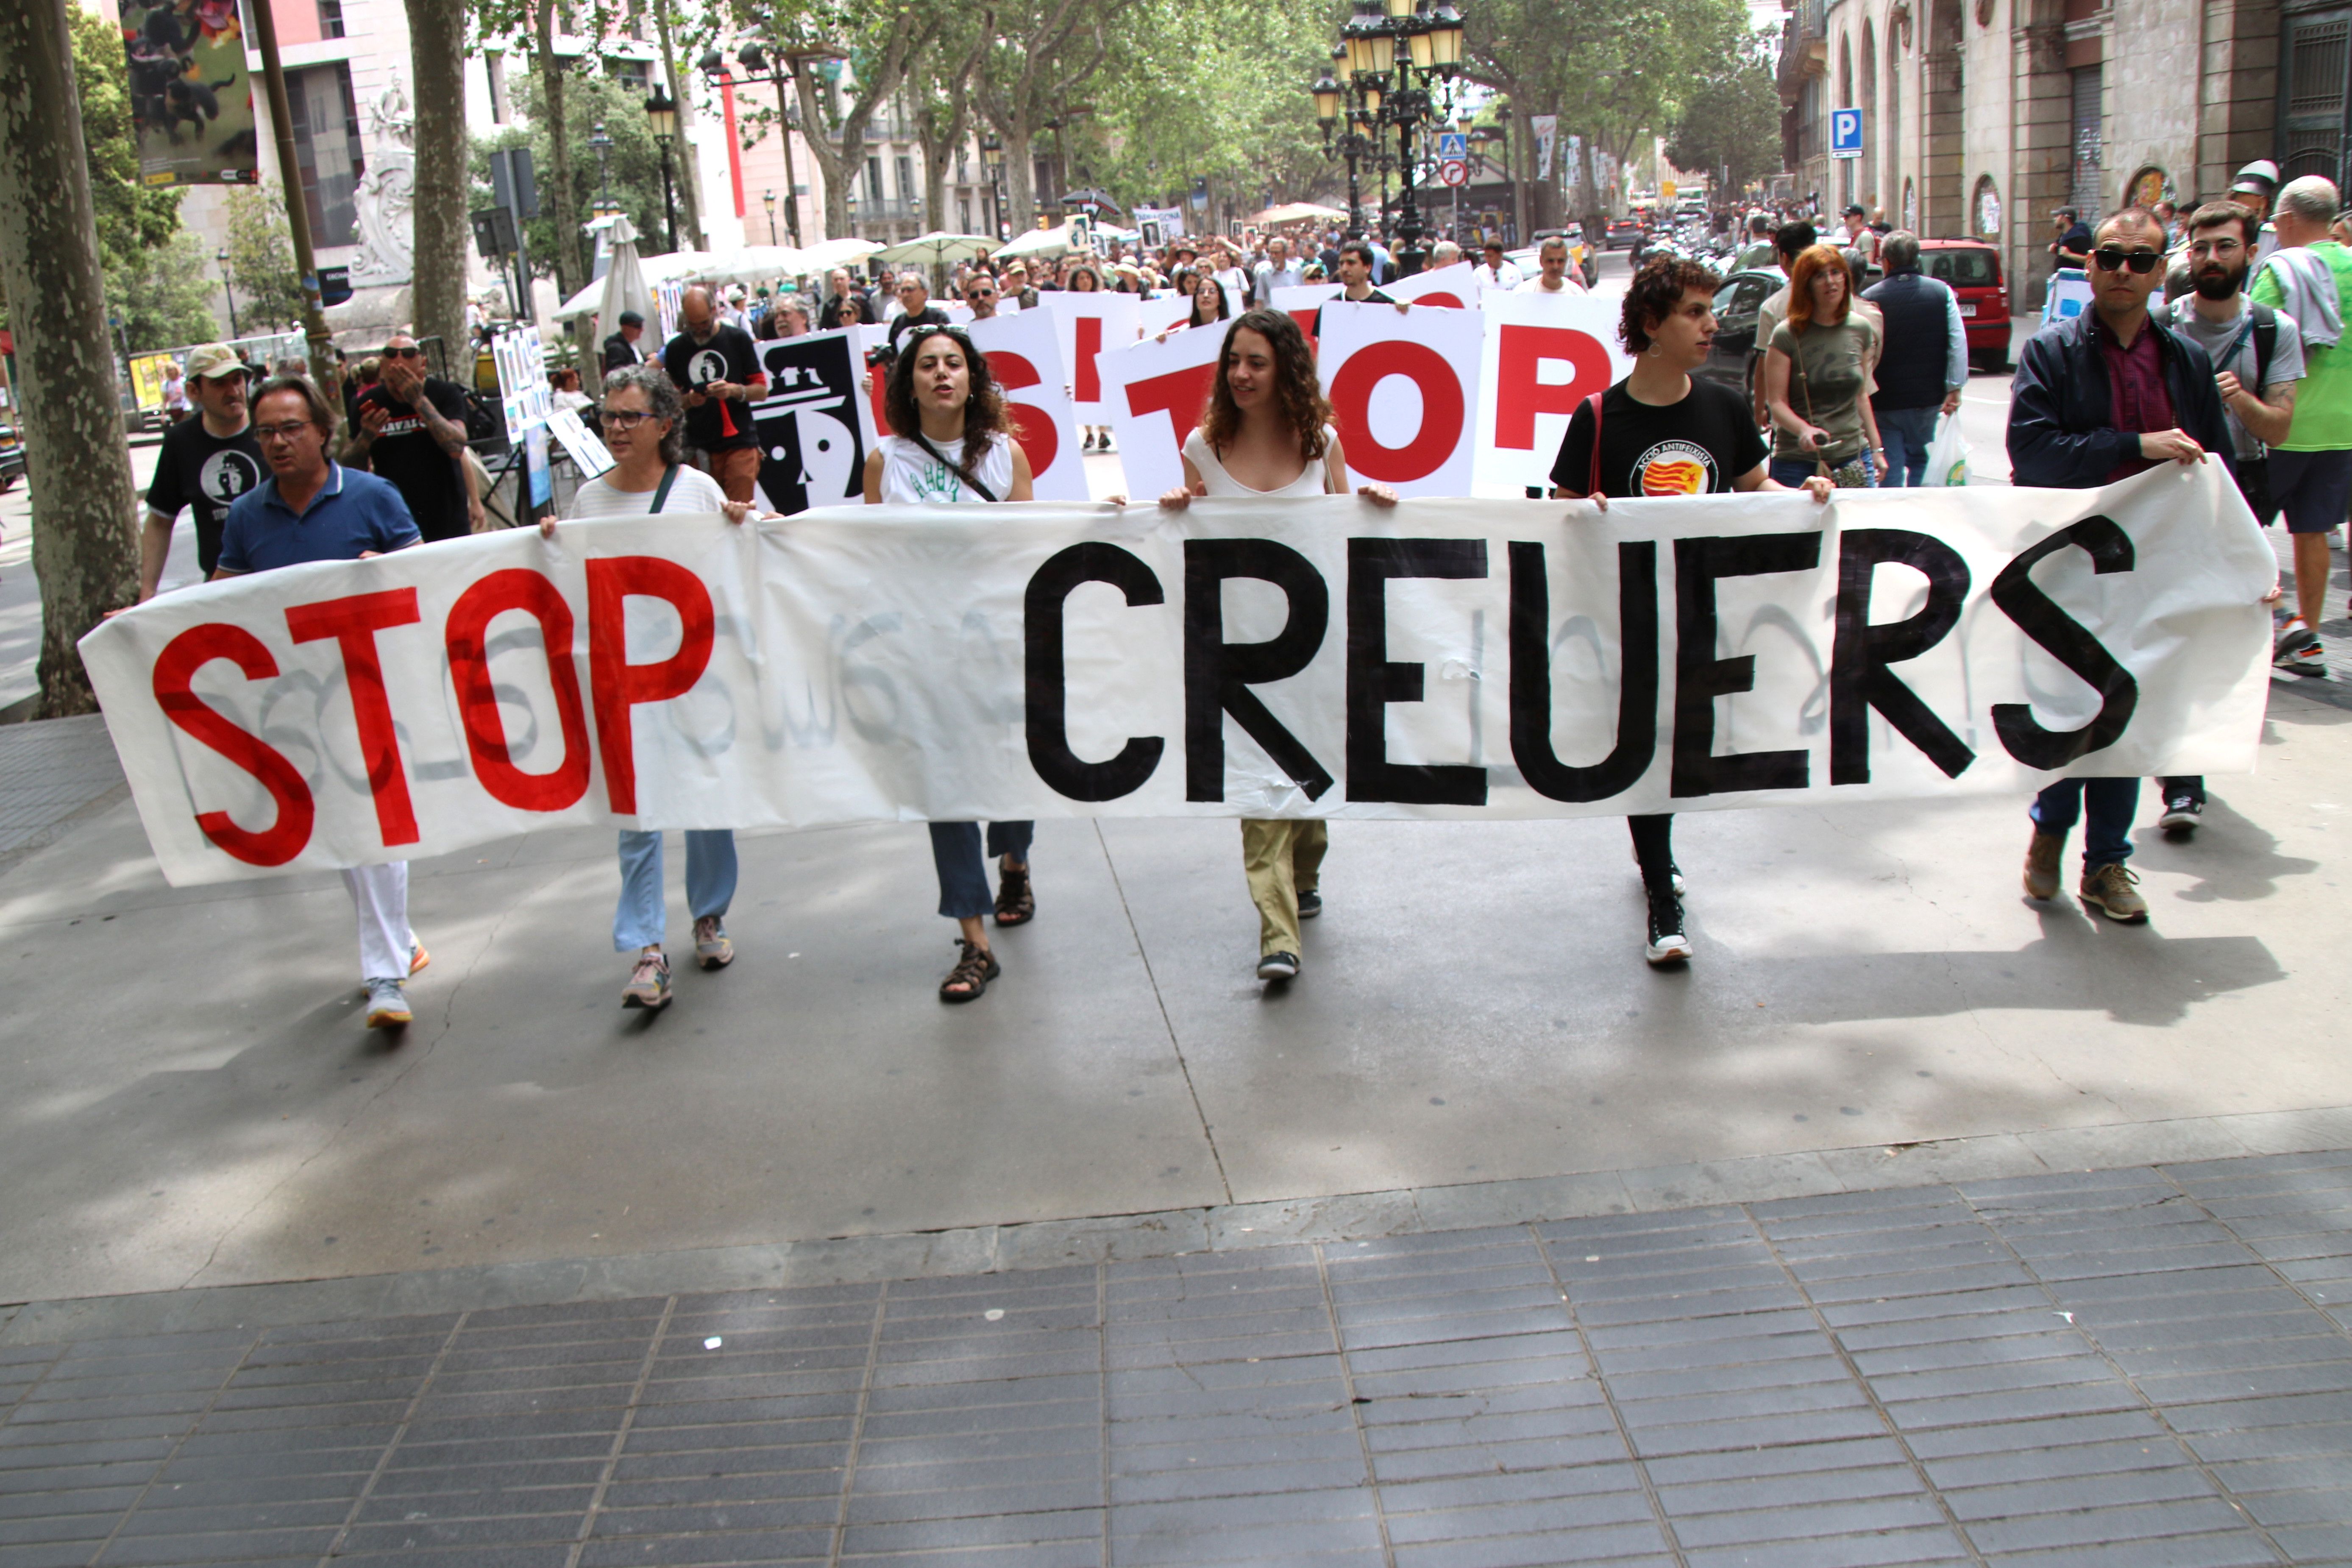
[1629,814,1675,895]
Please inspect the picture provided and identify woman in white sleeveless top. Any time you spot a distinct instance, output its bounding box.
[1158,309,1394,984]
[860,325,1037,1002]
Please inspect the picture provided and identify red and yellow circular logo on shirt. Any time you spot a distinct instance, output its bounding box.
[1630,439,1717,496]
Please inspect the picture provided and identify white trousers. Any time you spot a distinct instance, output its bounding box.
[340,862,414,983]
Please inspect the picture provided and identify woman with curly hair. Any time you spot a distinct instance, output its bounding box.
[1158,308,1396,984]
[861,325,1038,1002]
[1548,256,1833,970]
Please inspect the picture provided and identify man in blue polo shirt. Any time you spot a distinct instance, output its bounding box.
[216,376,429,1029]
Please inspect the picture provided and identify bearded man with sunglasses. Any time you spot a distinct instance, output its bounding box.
[2008,206,2241,924]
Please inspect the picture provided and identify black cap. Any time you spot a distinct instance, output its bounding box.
[1841,203,1865,217]
[618,310,644,327]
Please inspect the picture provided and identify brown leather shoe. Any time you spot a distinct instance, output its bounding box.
[2022,831,2064,900]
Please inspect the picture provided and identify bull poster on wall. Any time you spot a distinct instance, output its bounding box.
[751,329,876,515]
[120,0,257,187]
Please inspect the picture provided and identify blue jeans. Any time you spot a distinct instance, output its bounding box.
[1770,449,1878,489]
[930,822,1033,919]
[1876,406,1939,487]
[2029,779,2138,869]
[614,829,738,951]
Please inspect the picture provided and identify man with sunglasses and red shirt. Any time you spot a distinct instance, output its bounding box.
[2008,206,2243,924]
[342,334,483,542]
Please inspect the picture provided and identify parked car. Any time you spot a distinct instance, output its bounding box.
[1916,238,2010,371]
[1694,266,1785,399]
[0,416,23,493]
[1605,217,1643,250]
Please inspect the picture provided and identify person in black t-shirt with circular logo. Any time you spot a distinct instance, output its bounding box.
[140,343,264,599]
[662,286,769,503]
[1549,256,1833,972]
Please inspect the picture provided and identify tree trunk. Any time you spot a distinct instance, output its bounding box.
[1001,124,1035,233]
[532,0,582,324]
[650,0,704,250]
[0,0,139,715]
[406,0,468,356]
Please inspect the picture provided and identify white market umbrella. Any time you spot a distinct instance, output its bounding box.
[993,223,1076,263]
[1252,201,1347,226]
[799,237,886,271]
[698,245,813,287]
[875,232,1000,270]
[594,214,655,348]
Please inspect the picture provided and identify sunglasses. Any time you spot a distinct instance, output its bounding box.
[2090,247,2162,275]
[386,345,426,358]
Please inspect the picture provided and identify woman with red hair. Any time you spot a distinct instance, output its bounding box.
[1762,243,1887,488]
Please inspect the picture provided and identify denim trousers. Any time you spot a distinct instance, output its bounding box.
[614,829,738,951]
[2029,779,2138,869]
[931,822,1033,919]
[1876,406,1940,487]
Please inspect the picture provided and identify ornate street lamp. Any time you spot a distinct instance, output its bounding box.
[215,246,239,337]
[701,39,843,245]
[1325,0,1468,274]
[588,121,614,217]
[644,90,679,252]
[763,188,778,244]
[980,134,1009,240]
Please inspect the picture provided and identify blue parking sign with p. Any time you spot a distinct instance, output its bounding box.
[1831,109,1863,159]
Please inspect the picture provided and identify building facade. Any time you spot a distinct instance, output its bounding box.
[1779,0,2284,306]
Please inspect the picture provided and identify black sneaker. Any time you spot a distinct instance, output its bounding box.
[1256,950,1300,980]
[2159,789,2204,835]
[1644,891,1692,967]
[1297,888,1322,919]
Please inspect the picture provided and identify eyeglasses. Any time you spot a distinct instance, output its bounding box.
[2090,247,2162,275]
[602,410,657,430]
[253,421,315,441]
[387,346,425,359]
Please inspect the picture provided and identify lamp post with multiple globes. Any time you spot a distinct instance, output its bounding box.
[1311,0,1464,276]
[643,91,679,252]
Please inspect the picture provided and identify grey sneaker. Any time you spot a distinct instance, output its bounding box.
[623,951,673,1009]
[2079,862,2149,923]
[365,978,411,1029]
[693,916,733,970]
[1257,951,1300,980]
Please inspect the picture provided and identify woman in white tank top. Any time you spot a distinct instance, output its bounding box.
[860,325,1037,1003]
[1156,309,1394,986]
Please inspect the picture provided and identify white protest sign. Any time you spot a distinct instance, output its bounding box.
[81,465,2275,886]
[1271,282,1342,345]
[1386,262,1479,310]
[1316,300,1485,497]
[967,309,1089,501]
[1472,290,1631,499]
[546,409,613,479]
[1100,326,1226,499]
[751,329,877,514]
[1139,292,1202,338]
[1036,291,1143,421]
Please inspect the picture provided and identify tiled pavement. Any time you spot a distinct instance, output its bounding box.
[3,1150,2351,1566]
[0,714,123,870]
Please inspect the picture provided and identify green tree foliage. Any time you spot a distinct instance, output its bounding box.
[67,4,214,350]
[1666,33,1782,197]
[222,183,306,331]
[475,69,675,281]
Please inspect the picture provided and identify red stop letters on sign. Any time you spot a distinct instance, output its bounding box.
[989,349,1059,475]
[1328,340,1466,483]
[151,624,315,867]
[586,557,717,815]
[284,588,423,847]
[1122,361,1219,453]
[1073,316,1103,404]
[446,568,593,813]
[1494,324,1613,450]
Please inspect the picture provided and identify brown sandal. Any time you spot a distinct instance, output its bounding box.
[939,938,1001,1003]
[994,863,1034,927]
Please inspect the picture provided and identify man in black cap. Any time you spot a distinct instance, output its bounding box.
[604,310,647,374]
[2051,206,2093,272]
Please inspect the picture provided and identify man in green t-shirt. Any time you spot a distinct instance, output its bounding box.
[2250,174,2352,671]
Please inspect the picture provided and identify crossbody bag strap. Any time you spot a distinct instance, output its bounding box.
[1586,390,1605,496]
[650,462,679,512]
[910,431,999,503]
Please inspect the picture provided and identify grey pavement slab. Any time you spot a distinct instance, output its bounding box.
[0,1147,2346,1564]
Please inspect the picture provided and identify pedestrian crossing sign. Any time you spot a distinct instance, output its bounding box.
[1438,132,1468,162]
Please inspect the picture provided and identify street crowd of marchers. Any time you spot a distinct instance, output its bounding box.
[136,155,2333,1028]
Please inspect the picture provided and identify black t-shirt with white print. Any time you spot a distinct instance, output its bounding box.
[662,323,764,452]
[146,415,266,576]
[1549,376,1769,499]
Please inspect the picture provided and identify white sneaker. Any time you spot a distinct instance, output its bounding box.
[365,978,411,1028]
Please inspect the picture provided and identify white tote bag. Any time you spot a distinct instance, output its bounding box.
[1923,412,1971,487]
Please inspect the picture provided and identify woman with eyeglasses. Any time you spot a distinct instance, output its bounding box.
[540,364,763,1014]
[1763,243,1887,488]
[860,325,1039,1003]
[1156,308,1396,985]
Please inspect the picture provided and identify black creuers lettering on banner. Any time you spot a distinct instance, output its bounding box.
[1988,514,2138,769]
[1346,538,1492,805]
[1024,542,1167,801]
[1671,532,1825,798]
[1183,540,1334,802]
[1829,530,1975,785]
[1507,540,1659,802]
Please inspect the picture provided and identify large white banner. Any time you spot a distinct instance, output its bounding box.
[1472,291,1631,499]
[85,465,2273,886]
[1036,291,1142,422]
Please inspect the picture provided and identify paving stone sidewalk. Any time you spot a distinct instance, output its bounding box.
[3,1148,2349,1567]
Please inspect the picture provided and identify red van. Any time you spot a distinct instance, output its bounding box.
[1917,239,2011,371]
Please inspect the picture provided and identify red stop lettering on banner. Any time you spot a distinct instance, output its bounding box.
[988,349,1059,476]
[586,557,716,814]
[445,568,593,813]
[1122,360,1219,451]
[1494,324,1613,449]
[1286,307,1321,352]
[1413,292,1466,309]
[1073,315,1104,403]
[284,588,423,847]
[1327,340,1465,482]
[866,357,890,435]
[151,624,315,867]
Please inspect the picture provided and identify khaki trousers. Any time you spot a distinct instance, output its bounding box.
[1241,818,1327,958]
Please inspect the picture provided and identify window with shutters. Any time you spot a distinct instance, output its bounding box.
[2280,11,2352,187]
[2069,66,2102,213]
